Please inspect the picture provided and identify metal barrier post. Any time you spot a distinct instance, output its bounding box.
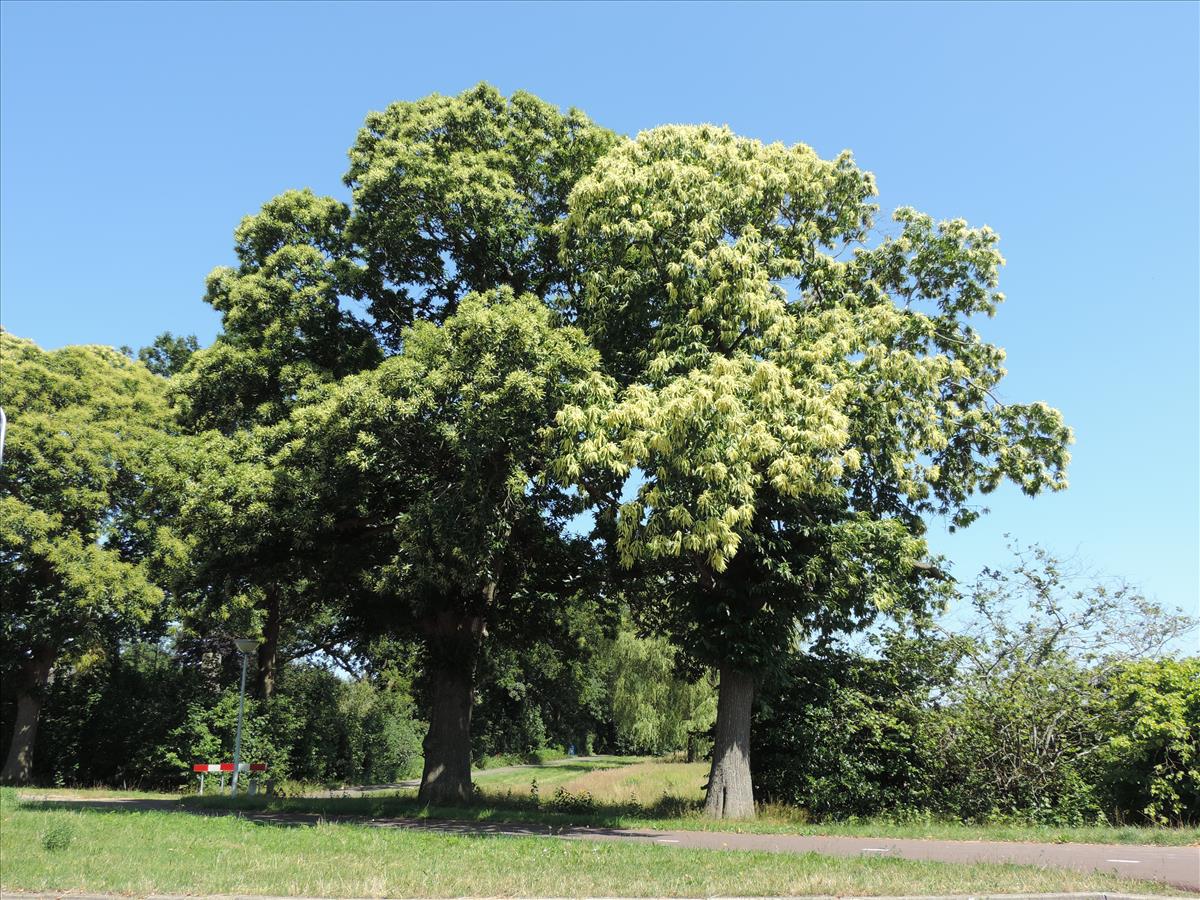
[192,762,266,797]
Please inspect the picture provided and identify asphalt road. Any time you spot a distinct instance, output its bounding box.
[562,827,1199,892]
[17,796,1200,892]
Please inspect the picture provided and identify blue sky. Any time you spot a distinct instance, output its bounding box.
[2,1,1197,624]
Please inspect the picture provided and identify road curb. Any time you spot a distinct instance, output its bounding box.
[0,892,1183,900]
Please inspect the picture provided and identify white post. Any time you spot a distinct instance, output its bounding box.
[232,650,249,797]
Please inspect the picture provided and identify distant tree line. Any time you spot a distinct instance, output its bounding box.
[14,621,713,792]
[3,84,1192,825]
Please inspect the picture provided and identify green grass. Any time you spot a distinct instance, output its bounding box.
[696,812,1200,848]
[181,788,1200,847]
[14,785,181,800]
[474,746,571,769]
[2,790,1186,897]
[19,757,1200,849]
[473,755,646,793]
[187,758,1199,848]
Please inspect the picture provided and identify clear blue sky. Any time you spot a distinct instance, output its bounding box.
[2,1,1197,623]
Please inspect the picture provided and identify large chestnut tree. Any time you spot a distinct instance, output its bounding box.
[553,125,1073,818]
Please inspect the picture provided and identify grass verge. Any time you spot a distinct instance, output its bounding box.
[181,790,1200,847]
[17,756,1200,848]
[1,791,1186,897]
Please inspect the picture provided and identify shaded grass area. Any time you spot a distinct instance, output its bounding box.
[176,757,1199,848]
[1,791,1186,897]
[180,788,1200,848]
[17,757,1200,848]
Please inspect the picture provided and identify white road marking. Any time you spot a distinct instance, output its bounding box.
[861,848,892,853]
[656,838,680,843]
[1106,858,1141,863]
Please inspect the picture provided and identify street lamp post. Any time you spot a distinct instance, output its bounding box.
[231,638,259,797]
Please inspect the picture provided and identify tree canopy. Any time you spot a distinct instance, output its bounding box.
[553,124,1073,816]
[345,83,619,340]
[0,332,174,782]
[163,187,384,699]
[283,287,603,802]
[2,91,1095,825]
[131,332,199,377]
[174,188,380,435]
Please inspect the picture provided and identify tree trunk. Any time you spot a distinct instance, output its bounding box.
[256,590,281,701]
[1,646,56,785]
[417,610,482,806]
[686,731,698,763]
[703,664,755,819]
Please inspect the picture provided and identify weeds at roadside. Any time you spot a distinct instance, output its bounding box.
[39,820,73,853]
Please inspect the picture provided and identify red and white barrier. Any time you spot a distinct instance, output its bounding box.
[193,762,267,795]
[193,763,267,772]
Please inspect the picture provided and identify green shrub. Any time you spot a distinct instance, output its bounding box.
[753,546,1196,827]
[5,644,425,790]
[550,786,596,813]
[1096,658,1200,825]
[40,820,74,852]
[33,643,207,788]
[159,690,292,785]
[753,632,950,819]
[281,666,423,785]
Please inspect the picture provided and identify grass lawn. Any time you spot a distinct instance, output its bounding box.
[188,758,1200,848]
[14,785,181,800]
[472,755,647,794]
[20,758,1200,849]
[185,789,1200,848]
[2,791,1187,898]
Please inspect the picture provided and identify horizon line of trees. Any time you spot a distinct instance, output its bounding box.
[2,83,1194,824]
[5,544,1195,825]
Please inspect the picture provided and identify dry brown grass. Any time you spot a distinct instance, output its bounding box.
[561,760,709,805]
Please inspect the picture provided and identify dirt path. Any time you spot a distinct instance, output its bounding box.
[17,796,1200,892]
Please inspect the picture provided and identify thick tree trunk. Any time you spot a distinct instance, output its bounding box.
[1,646,56,785]
[417,663,475,805]
[417,610,482,806]
[256,590,281,701]
[703,664,756,819]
